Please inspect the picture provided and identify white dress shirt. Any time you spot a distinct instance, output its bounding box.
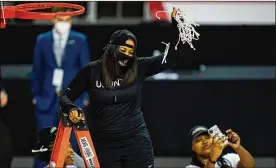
[52,29,69,68]
[52,29,69,93]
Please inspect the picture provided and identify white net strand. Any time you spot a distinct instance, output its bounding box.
[161,42,170,64]
[0,1,6,24]
[156,11,171,64]
[174,8,200,50]
[157,8,200,64]
[155,11,169,20]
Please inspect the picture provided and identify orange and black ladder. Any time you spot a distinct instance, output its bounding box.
[49,110,100,168]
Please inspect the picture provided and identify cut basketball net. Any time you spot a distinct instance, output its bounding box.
[157,8,200,64]
[0,2,85,28]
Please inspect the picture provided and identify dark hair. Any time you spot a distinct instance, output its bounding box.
[100,44,138,88]
[190,151,231,168]
[51,7,72,13]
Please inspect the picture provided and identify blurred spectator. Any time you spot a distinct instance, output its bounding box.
[0,73,8,108]
[0,66,13,168]
[31,7,90,168]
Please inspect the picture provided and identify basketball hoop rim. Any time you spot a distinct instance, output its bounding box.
[0,2,85,20]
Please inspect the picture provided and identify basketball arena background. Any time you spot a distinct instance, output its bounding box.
[0,1,275,167]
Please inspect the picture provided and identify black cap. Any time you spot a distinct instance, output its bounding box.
[103,29,137,50]
[32,127,57,162]
[189,126,209,141]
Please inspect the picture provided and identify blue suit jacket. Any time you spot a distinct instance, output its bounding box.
[31,30,90,112]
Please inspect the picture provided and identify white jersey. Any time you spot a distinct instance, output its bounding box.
[186,153,240,168]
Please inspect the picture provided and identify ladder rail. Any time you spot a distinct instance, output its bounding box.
[49,110,100,168]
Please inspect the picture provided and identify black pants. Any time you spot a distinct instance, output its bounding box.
[95,137,154,168]
[0,122,13,168]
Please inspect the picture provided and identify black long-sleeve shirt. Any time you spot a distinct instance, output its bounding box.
[59,17,182,146]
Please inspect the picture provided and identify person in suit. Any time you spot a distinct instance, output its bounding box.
[0,67,13,168]
[0,74,8,108]
[31,7,90,168]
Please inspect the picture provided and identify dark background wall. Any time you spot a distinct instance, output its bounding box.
[0,23,275,66]
[0,23,275,157]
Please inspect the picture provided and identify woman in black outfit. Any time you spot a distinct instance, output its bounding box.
[59,8,187,168]
[0,66,13,168]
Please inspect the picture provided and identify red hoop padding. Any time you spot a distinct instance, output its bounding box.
[0,3,85,28]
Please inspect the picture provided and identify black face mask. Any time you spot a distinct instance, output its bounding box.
[116,53,133,67]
